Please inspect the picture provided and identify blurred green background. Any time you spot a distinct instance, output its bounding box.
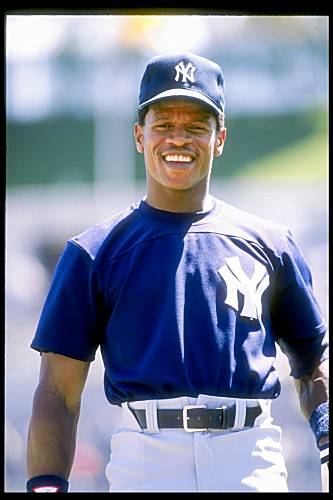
[5,13,328,493]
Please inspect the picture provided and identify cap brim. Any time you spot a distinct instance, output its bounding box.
[138,88,223,116]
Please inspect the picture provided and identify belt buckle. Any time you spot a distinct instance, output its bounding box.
[183,404,207,432]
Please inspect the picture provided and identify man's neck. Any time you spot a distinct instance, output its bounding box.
[145,188,213,214]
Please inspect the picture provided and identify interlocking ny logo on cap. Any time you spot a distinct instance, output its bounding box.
[175,61,196,83]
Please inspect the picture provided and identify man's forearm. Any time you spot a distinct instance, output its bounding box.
[27,385,80,479]
[294,358,329,420]
[294,358,329,492]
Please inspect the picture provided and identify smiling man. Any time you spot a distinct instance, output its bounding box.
[134,98,226,210]
[26,53,328,493]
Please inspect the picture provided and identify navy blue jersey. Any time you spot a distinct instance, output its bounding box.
[31,197,328,406]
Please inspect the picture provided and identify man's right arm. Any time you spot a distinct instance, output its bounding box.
[26,352,90,482]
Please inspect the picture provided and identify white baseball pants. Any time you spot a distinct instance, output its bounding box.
[105,394,289,492]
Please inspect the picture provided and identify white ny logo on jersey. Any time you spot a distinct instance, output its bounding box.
[175,61,196,83]
[218,257,270,320]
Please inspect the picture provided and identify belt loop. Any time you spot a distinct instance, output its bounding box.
[233,399,246,430]
[145,399,160,433]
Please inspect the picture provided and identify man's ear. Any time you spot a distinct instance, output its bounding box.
[214,127,227,157]
[134,123,144,153]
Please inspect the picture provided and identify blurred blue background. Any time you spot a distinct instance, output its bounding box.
[5,14,328,492]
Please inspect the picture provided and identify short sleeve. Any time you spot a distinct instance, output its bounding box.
[271,229,328,378]
[31,241,103,361]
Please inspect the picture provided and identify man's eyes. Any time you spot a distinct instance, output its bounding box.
[153,123,208,131]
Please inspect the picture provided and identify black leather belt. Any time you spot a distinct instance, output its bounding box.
[131,404,262,432]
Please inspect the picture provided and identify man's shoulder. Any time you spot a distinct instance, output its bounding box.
[69,200,141,260]
[218,200,290,250]
[222,200,287,232]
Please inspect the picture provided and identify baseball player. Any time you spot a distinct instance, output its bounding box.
[26,53,328,492]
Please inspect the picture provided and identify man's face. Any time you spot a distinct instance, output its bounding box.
[134,99,226,193]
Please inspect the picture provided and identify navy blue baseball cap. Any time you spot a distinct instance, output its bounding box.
[138,53,225,117]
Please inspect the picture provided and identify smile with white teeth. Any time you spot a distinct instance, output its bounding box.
[164,154,193,163]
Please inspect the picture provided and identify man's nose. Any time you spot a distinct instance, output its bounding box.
[165,127,192,147]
